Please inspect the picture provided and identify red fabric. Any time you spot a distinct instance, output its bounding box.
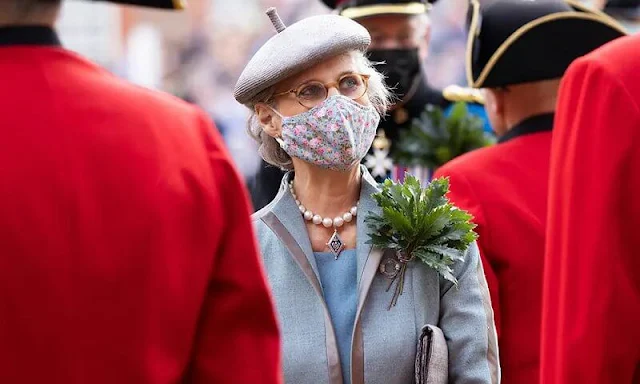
[434,131,552,384]
[540,34,640,384]
[0,46,282,383]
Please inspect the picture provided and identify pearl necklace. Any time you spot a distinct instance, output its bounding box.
[288,181,358,228]
[288,181,358,259]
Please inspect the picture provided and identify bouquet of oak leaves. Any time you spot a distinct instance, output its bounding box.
[392,102,494,184]
[365,175,478,309]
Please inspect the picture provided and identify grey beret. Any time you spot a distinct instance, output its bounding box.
[234,8,371,104]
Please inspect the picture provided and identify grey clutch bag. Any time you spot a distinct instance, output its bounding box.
[415,325,448,384]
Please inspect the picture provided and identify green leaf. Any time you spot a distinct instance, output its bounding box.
[367,175,477,285]
[392,101,494,169]
[449,101,467,120]
[382,206,413,237]
[419,206,449,239]
[439,268,458,286]
[424,178,449,212]
[426,244,466,262]
[435,147,452,164]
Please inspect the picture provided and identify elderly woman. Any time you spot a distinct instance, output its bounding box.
[234,8,499,384]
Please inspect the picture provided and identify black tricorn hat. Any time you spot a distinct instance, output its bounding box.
[90,0,186,9]
[322,0,435,19]
[466,0,626,88]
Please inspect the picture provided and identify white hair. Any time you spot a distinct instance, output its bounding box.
[244,50,393,170]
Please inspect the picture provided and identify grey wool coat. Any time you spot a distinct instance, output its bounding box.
[252,166,500,384]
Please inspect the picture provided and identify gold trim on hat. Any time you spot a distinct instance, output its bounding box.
[465,0,627,88]
[172,0,187,9]
[465,0,481,88]
[340,3,431,19]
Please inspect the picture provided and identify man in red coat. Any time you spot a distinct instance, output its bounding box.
[540,32,640,384]
[433,0,625,382]
[0,0,281,383]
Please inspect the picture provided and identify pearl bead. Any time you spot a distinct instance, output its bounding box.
[292,184,357,229]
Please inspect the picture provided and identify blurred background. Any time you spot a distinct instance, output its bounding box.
[56,0,638,181]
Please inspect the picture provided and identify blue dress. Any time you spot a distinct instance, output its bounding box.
[313,249,358,384]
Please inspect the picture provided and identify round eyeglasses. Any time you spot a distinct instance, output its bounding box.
[274,73,371,108]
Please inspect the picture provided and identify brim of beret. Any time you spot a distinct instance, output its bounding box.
[340,3,431,19]
[466,0,627,88]
[95,0,186,9]
[234,14,371,105]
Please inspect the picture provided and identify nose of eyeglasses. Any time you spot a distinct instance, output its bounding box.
[327,87,341,97]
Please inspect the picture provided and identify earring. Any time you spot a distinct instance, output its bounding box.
[275,136,285,148]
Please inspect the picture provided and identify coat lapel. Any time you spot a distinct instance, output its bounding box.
[270,172,321,281]
[355,166,381,286]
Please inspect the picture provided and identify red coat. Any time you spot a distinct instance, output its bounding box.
[434,116,553,384]
[0,27,281,383]
[540,34,640,384]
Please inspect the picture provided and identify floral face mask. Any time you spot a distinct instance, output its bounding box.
[272,95,380,171]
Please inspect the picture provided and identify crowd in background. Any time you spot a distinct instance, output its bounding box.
[55,0,638,180]
[56,0,471,179]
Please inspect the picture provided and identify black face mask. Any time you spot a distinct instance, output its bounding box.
[367,48,421,99]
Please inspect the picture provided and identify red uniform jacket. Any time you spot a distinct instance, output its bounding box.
[434,115,554,384]
[540,34,640,384]
[0,27,281,383]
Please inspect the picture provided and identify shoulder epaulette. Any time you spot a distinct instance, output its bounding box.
[442,85,485,105]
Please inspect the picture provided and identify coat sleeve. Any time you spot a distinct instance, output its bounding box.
[188,114,282,383]
[438,241,500,384]
[541,55,640,384]
[433,168,502,336]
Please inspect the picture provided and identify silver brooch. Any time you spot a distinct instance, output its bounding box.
[379,257,401,279]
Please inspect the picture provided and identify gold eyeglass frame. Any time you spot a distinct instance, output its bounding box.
[273,73,371,108]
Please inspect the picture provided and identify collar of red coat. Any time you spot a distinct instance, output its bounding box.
[498,113,555,144]
[0,26,61,47]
